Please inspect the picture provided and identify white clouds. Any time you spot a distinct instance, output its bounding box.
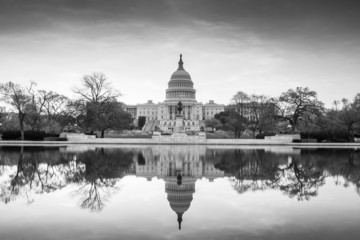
[0,1,360,107]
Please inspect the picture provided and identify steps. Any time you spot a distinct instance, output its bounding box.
[142,120,160,133]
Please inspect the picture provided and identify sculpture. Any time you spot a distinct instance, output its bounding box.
[177,100,183,112]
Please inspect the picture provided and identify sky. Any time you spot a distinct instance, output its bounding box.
[1,0,360,107]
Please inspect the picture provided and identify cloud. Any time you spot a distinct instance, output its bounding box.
[0,0,360,107]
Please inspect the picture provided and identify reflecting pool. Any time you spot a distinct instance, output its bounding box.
[1,145,360,240]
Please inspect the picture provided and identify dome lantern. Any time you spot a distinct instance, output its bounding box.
[178,54,184,70]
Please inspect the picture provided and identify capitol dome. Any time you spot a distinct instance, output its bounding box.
[170,69,192,81]
[165,54,196,102]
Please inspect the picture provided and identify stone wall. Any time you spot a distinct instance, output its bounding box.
[152,132,206,143]
[59,133,96,141]
[264,134,301,143]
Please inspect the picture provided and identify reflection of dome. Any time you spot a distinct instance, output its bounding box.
[165,177,195,230]
[165,54,196,102]
[168,193,193,213]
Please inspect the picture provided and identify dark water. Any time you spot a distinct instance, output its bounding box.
[0,145,359,240]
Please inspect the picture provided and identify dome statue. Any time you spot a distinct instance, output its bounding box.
[170,54,192,81]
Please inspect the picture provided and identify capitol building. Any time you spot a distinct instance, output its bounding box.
[125,55,225,132]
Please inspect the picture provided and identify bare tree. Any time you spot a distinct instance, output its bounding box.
[27,83,47,130]
[248,94,275,137]
[63,99,87,127]
[74,72,121,104]
[232,91,250,116]
[333,100,340,111]
[230,91,250,137]
[43,92,69,121]
[0,82,34,140]
[24,83,69,131]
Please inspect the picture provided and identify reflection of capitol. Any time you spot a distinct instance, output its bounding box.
[129,146,224,229]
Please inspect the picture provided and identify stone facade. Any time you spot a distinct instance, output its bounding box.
[203,100,225,120]
[124,55,225,131]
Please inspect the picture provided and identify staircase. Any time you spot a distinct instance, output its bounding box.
[142,120,160,133]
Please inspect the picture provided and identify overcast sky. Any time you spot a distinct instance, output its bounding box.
[1,0,360,107]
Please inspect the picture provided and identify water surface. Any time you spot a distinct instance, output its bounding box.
[0,145,359,240]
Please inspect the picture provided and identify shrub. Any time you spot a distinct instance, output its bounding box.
[256,133,276,139]
[1,131,59,141]
[45,132,60,138]
[1,131,21,140]
[84,131,98,137]
[43,137,67,141]
[56,137,67,141]
[25,131,47,141]
[301,131,353,142]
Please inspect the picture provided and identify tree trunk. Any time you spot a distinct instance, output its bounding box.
[101,129,105,138]
[348,124,353,134]
[19,114,25,140]
[235,130,240,138]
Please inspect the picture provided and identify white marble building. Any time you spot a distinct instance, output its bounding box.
[124,55,225,131]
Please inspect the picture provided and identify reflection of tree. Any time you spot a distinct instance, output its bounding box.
[212,148,360,201]
[72,149,133,211]
[1,147,29,203]
[0,147,134,211]
[326,150,360,196]
[214,149,281,194]
[272,158,326,201]
[75,180,110,211]
[0,146,71,204]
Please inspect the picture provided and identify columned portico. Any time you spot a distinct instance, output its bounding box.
[166,105,196,120]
